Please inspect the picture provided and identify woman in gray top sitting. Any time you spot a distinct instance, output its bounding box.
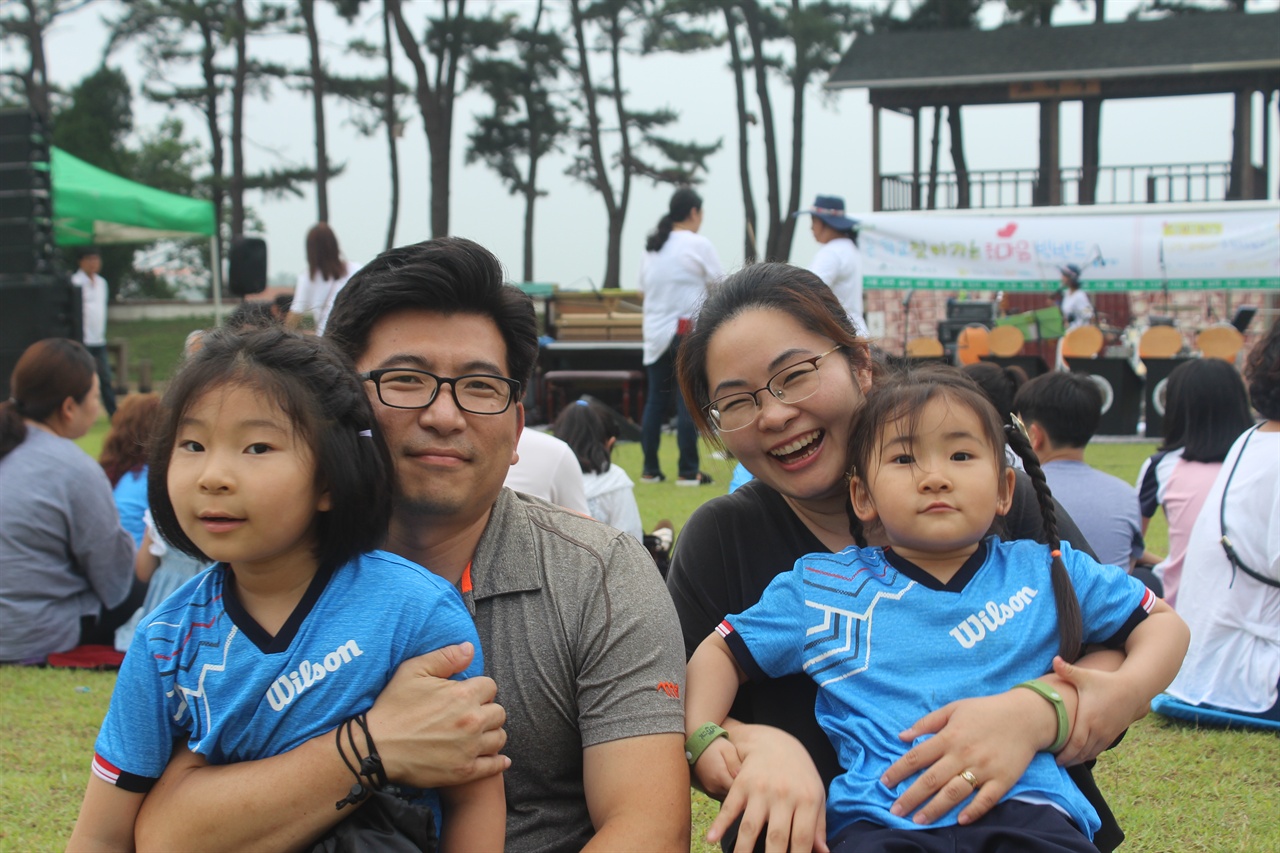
[0,338,138,663]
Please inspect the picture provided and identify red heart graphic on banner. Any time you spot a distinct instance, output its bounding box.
[997,223,1017,238]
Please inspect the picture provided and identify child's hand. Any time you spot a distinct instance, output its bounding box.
[1050,655,1147,767]
[693,736,740,798]
[704,724,829,853]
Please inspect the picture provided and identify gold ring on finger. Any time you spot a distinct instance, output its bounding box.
[958,769,978,788]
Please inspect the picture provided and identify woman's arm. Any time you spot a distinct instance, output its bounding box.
[134,528,161,583]
[879,646,1132,826]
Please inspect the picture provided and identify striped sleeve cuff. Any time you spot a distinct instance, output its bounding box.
[91,753,157,794]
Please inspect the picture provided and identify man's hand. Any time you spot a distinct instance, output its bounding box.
[366,642,510,788]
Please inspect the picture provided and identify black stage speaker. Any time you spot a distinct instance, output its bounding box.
[979,354,1051,379]
[946,299,997,324]
[1064,357,1144,436]
[228,236,267,296]
[0,110,55,278]
[1141,357,1193,439]
[0,276,80,400]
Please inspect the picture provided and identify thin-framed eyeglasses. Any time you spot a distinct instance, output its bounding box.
[359,368,522,415]
[705,346,842,432]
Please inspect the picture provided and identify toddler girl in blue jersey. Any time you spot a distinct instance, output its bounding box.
[685,365,1188,852]
[69,327,503,852]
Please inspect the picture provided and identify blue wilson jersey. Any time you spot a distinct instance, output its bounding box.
[93,549,483,793]
[719,538,1155,840]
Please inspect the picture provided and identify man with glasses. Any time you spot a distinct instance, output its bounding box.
[135,238,690,852]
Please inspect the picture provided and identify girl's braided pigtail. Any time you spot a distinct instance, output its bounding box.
[1005,421,1084,662]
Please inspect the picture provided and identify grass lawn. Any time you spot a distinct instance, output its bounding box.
[20,315,1270,852]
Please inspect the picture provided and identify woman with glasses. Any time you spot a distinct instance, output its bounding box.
[670,264,1141,852]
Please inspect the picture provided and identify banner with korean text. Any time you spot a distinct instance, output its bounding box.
[858,204,1279,291]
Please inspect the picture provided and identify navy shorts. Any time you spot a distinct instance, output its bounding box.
[830,800,1097,853]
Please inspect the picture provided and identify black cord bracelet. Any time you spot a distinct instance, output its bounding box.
[334,713,386,810]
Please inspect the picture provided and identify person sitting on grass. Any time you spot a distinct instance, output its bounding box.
[67,328,503,853]
[553,398,644,543]
[99,392,161,548]
[1013,372,1159,585]
[684,366,1189,851]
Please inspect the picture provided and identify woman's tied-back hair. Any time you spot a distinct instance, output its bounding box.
[646,187,703,253]
[1245,318,1280,422]
[0,338,97,462]
[554,398,618,475]
[847,364,1084,662]
[1159,357,1254,463]
[962,361,1028,427]
[147,327,394,575]
[325,237,538,390]
[100,392,161,487]
[676,262,872,451]
[306,222,346,281]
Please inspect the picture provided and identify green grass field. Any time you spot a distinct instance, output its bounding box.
[7,321,1275,850]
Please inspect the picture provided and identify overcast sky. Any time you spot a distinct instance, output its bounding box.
[37,0,1280,290]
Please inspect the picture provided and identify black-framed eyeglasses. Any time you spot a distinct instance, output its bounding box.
[360,368,522,415]
[705,346,842,432]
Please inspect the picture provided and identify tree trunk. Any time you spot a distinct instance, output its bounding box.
[20,0,51,124]
[927,105,941,210]
[741,0,781,261]
[724,7,757,264]
[388,0,462,238]
[569,0,619,288]
[229,0,248,237]
[522,162,536,283]
[948,105,969,209]
[778,39,806,262]
[198,16,225,296]
[382,0,399,250]
[302,0,328,222]
[605,12,631,291]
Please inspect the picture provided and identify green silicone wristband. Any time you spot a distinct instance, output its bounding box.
[684,722,729,767]
[1017,679,1070,753]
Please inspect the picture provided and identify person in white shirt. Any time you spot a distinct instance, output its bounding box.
[504,427,590,515]
[1167,319,1280,721]
[637,187,723,486]
[70,247,116,417]
[553,399,643,543]
[1059,264,1094,330]
[286,223,359,335]
[797,194,864,333]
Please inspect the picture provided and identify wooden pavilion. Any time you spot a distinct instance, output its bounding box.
[826,11,1280,211]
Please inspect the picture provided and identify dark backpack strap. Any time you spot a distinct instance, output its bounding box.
[1219,427,1280,590]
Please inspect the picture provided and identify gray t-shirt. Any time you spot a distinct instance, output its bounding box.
[0,427,135,661]
[1043,459,1145,570]
[464,488,685,853]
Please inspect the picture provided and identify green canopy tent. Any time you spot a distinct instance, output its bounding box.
[50,147,224,314]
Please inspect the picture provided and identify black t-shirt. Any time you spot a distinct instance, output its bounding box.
[668,474,1123,851]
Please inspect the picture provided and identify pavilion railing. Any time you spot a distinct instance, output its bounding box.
[881,161,1235,210]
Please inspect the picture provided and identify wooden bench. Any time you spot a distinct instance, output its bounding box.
[543,370,646,422]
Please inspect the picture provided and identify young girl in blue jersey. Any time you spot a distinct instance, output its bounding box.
[69,327,503,852]
[685,365,1188,852]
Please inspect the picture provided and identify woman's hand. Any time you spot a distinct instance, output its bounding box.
[1050,655,1147,767]
[880,689,1054,826]
[708,723,829,853]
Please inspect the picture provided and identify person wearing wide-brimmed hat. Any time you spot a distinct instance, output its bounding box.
[1059,263,1094,330]
[796,194,864,333]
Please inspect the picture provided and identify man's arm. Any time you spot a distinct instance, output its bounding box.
[134,644,508,852]
[581,734,690,852]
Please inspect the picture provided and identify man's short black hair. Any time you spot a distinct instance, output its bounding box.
[1013,371,1102,448]
[78,246,101,261]
[324,237,538,387]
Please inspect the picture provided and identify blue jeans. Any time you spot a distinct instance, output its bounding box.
[641,337,698,478]
[85,344,117,417]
